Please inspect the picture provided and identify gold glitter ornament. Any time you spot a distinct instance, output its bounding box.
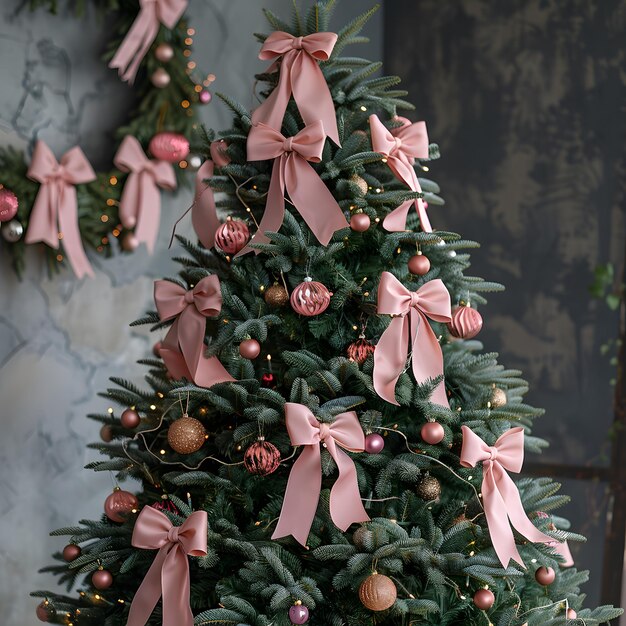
[167,416,206,454]
[264,283,289,307]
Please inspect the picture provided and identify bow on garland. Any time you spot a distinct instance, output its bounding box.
[126,506,207,626]
[460,426,554,568]
[272,403,370,546]
[373,272,451,407]
[369,114,432,232]
[252,31,340,145]
[25,140,96,279]
[154,275,234,388]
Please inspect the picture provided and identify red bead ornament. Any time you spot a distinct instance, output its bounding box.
[92,569,113,590]
[62,544,81,562]
[104,487,138,523]
[261,372,276,388]
[290,279,332,316]
[347,337,375,365]
[473,588,495,610]
[243,438,281,476]
[421,421,445,445]
[408,252,430,275]
[239,338,261,359]
[149,131,190,162]
[0,187,19,222]
[120,408,141,429]
[535,566,556,585]
[214,218,250,254]
[447,304,483,339]
[350,212,370,232]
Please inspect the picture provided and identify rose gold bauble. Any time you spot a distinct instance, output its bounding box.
[473,588,495,610]
[408,253,430,275]
[239,338,261,359]
[104,488,138,523]
[490,387,507,408]
[214,218,250,254]
[350,212,370,232]
[92,569,113,590]
[210,139,230,167]
[150,67,171,88]
[120,408,141,429]
[420,421,445,445]
[149,131,190,162]
[243,439,281,475]
[290,279,331,316]
[154,42,174,62]
[447,305,483,339]
[350,174,368,196]
[346,338,375,365]
[264,283,289,307]
[567,609,577,619]
[36,601,52,622]
[359,573,397,611]
[352,525,370,549]
[100,425,113,442]
[167,416,206,454]
[416,475,441,500]
[121,232,139,252]
[0,187,19,222]
[535,566,556,585]
[62,544,81,562]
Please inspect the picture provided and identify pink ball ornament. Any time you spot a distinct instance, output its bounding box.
[92,569,113,590]
[0,187,19,222]
[62,544,81,562]
[535,566,556,586]
[408,253,430,275]
[210,139,230,167]
[214,218,250,254]
[447,305,483,339]
[120,408,141,429]
[364,433,385,454]
[567,609,577,619]
[473,588,495,610]
[154,42,174,62]
[421,421,445,445]
[150,67,171,88]
[199,90,212,104]
[350,212,370,232]
[104,488,138,523]
[149,131,190,162]
[239,338,261,359]
[290,279,332,316]
[288,604,309,624]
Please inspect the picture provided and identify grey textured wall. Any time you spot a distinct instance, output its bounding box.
[0,2,381,623]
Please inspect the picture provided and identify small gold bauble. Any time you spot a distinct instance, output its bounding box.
[490,387,507,408]
[264,283,289,307]
[416,474,441,501]
[359,573,397,611]
[351,174,369,196]
[167,416,206,454]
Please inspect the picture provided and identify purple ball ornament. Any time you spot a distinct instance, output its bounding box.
[365,433,385,454]
[289,603,309,624]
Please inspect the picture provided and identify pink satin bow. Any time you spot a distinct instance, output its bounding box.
[369,114,431,232]
[373,272,451,406]
[126,506,207,626]
[191,160,220,250]
[460,426,554,568]
[154,275,234,388]
[114,136,176,253]
[272,403,370,546]
[241,121,348,254]
[252,31,340,145]
[25,140,96,278]
[110,0,187,84]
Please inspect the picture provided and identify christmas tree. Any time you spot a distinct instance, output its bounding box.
[32,3,623,625]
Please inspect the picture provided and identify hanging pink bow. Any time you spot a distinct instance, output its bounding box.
[126,506,207,626]
[373,272,451,407]
[252,31,340,146]
[25,140,96,278]
[114,136,176,253]
[110,0,187,84]
[154,275,234,388]
[272,403,370,546]
[369,114,431,233]
[241,120,348,255]
[460,426,554,568]
[191,160,220,250]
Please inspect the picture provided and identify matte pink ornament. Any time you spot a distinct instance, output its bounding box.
[567,608,577,619]
[421,421,445,445]
[150,67,171,88]
[535,566,556,585]
[473,588,495,610]
[0,187,19,222]
[154,43,174,63]
[209,139,230,167]
[92,569,113,590]
[121,408,141,429]
[364,433,385,454]
[290,279,332,316]
[350,213,370,232]
[447,305,483,339]
[408,253,430,275]
[62,544,81,562]
[214,219,250,254]
[239,338,261,359]
[149,131,189,162]
[199,90,212,104]
[288,604,309,624]
[104,488,138,523]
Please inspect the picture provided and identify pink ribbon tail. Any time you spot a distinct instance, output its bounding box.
[373,315,409,406]
[191,160,220,249]
[119,170,161,253]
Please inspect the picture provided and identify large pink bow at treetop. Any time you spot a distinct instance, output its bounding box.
[272,403,370,546]
[191,160,220,250]
[126,506,207,626]
[369,114,431,232]
[25,140,96,279]
[460,426,554,568]
[373,272,451,407]
[114,135,177,253]
[110,0,187,84]
[252,31,340,145]
[154,275,234,388]
[241,120,348,255]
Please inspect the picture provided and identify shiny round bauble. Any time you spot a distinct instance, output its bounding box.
[214,218,250,254]
[153,341,163,357]
[100,424,113,442]
[0,187,19,222]
[264,283,289,307]
[36,601,53,622]
[120,408,141,429]
[359,573,397,611]
[447,305,483,339]
[154,42,174,62]
[473,588,495,610]
[121,232,139,252]
[149,131,190,162]
[244,439,281,476]
[199,89,212,104]
[1,219,24,242]
[188,154,203,169]
[535,566,556,586]
[364,433,385,454]
[350,174,368,196]
[150,67,171,88]
[62,544,81,562]
[261,372,276,388]
[288,604,309,624]
[210,139,230,167]
[416,475,441,501]
[92,569,113,590]
[104,488,138,523]
[167,416,206,454]
[239,338,261,359]
[408,252,430,275]
[290,279,332,316]
[567,609,577,619]
[350,212,370,232]
[346,337,375,365]
[420,421,445,445]
[490,387,507,408]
